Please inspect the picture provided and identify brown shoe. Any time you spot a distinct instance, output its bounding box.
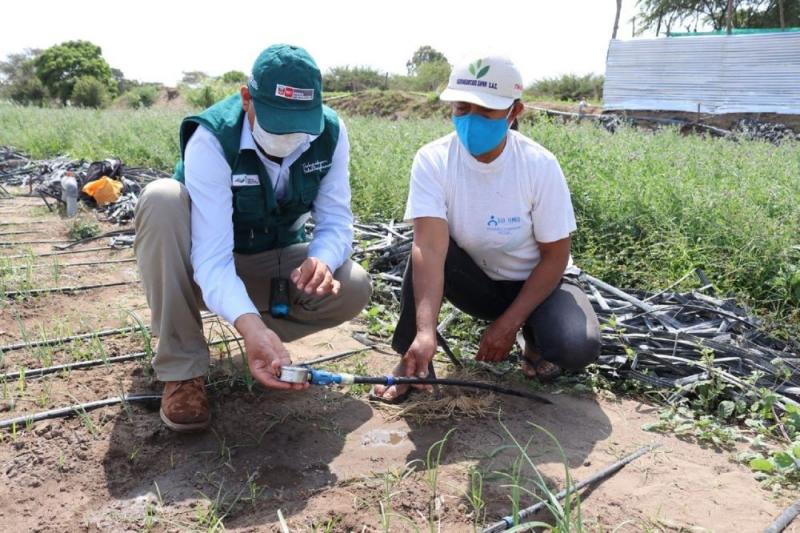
[159,377,210,432]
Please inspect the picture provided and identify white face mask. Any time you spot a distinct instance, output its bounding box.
[251,117,313,158]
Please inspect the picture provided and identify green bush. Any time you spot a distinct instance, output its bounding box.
[220,70,247,84]
[122,85,159,109]
[323,66,386,92]
[70,76,110,108]
[526,73,604,102]
[182,81,239,109]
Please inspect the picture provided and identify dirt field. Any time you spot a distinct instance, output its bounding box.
[0,190,796,532]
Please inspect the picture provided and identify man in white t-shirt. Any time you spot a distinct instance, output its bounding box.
[372,56,600,402]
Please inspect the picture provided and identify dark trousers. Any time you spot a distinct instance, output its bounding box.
[391,239,601,371]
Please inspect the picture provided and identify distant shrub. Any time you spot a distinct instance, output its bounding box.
[122,85,159,109]
[220,70,247,84]
[70,76,110,108]
[323,66,386,92]
[526,73,604,102]
[183,81,239,109]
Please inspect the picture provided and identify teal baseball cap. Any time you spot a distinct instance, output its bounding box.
[247,44,323,135]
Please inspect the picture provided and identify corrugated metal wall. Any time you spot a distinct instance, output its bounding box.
[603,33,800,114]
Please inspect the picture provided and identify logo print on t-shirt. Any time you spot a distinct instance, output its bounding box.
[486,215,522,236]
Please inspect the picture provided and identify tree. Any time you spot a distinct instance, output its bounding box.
[635,0,800,35]
[34,40,116,105]
[406,46,448,76]
[220,70,247,84]
[0,48,45,105]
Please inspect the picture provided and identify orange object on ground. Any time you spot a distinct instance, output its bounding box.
[82,176,123,206]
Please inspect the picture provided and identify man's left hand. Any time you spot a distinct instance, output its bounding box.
[476,318,519,362]
[291,257,341,296]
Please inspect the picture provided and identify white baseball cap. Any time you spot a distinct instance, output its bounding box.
[439,55,524,110]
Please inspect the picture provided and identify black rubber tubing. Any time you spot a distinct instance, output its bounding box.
[764,500,800,533]
[352,376,551,404]
[0,395,162,430]
[482,444,660,532]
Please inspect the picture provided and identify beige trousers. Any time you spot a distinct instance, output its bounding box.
[134,179,372,381]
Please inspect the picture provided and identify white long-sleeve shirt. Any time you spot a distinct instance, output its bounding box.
[183,118,354,325]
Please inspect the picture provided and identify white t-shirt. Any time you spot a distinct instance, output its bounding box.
[404,130,577,281]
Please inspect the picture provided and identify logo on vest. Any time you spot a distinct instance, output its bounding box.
[232,174,260,186]
[276,84,314,101]
[302,160,331,174]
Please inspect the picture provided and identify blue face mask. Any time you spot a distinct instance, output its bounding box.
[452,108,512,156]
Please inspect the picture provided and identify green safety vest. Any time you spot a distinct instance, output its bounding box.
[174,94,340,254]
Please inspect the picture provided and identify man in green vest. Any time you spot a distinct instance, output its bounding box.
[134,44,371,432]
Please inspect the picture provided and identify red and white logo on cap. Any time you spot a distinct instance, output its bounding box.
[275,84,314,101]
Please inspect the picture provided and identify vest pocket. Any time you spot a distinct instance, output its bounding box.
[232,187,265,223]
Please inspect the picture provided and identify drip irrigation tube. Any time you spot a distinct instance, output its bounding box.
[5,258,137,270]
[0,239,72,246]
[46,258,137,269]
[5,246,114,260]
[0,331,238,382]
[0,345,365,429]
[0,221,49,226]
[54,229,134,250]
[0,394,162,430]
[282,367,551,404]
[3,280,137,298]
[0,311,216,353]
[482,444,660,532]
[359,376,550,403]
[1,352,147,381]
[0,231,39,237]
[764,500,800,533]
[299,347,372,367]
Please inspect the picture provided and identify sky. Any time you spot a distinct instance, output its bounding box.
[1,0,647,86]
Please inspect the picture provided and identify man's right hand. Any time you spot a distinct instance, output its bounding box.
[402,331,437,391]
[234,313,309,391]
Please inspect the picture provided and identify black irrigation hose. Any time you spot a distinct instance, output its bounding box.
[0,311,216,353]
[0,395,162,430]
[0,325,144,353]
[0,231,39,237]
[0,239,72,246]
[0,320,228,381]
[54,229,135,250]
[3,280,137,298]
[1,352,148,381]
[299,347,371,367]
[764,500,800,533]
[46,258,137,269]
[5,246,114,260]
[482,444,660,532]
[351,376,551,404]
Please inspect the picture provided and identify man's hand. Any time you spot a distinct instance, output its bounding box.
[235,314,309,391]
[476,318,519,362]
[402,331,437,391]
[291,257,341,297]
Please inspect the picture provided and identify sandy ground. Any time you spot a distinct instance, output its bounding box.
[0,189,796,532]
